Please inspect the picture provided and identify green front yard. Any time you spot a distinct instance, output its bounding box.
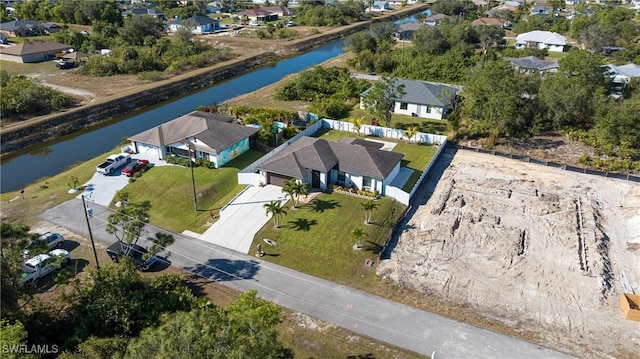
[123,149,266,234]
[252,192,405,290]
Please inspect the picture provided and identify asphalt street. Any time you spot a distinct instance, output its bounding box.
[41,192,575,359]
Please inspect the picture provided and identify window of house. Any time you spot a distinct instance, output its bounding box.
[363,176,372,188]
[400,102,408,110]
[337,171,346,183]
[426,105,432,113]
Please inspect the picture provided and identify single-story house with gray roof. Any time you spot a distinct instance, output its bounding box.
[0,19,61,37]
[360,79,459,120]
[0,40,70,63]
[168,16,220,34]
[503,56,559,74]
[129,111,259,168]
[257,136,403,194]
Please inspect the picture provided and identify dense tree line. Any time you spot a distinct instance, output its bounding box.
[295,1,367,27]
[12,0,122,26]
[274,66,370,118]
[0,221,291,357]
[0,71,75,120]
[453,50,640,171]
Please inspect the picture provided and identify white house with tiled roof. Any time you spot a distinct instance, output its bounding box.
[515,30,566,52]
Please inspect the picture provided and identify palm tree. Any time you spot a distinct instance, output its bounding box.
[351,227,366,248]
[404,126,418,143]
[350,116,365,136]
[264,200,287,228]
[360,200,379,225]
[292,181,309,208]
[282,179,296,208]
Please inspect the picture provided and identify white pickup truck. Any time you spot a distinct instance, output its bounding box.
[19,249,70,285]
[96,153,131,175]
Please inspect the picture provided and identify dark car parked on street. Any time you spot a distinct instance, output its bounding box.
[106,241,158,271]
[55,60,75,69]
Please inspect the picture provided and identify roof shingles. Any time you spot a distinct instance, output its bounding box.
[129,111,258,153]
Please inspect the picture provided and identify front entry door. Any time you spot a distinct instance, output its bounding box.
[311,170,320,188]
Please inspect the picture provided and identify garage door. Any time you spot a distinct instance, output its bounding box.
[268,173,293,187]
[137,143,158,156]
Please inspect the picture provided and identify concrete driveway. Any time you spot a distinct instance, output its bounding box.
[192,185,286,254]
[77,154,168,207]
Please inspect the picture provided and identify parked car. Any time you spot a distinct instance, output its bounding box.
[96,153,131,175]
[287,20,296,27]
[55,60,75,69]
[19,249,70,285]
[106,241,158,271]
[249,20,260,26]
[121,159,149,177]
[22,232,65,257]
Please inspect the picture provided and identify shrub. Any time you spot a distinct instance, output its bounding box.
[165,156,192,167]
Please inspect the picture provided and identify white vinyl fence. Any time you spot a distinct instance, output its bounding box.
[238,118,449,205]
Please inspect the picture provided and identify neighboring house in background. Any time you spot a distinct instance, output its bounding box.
[257,136,404,194]
[393,22,423,40]
[0,20,61,37]
[168,16,220,34]
[360,79,459,120]
[237,8,279,21]
[0,40,69,63]
[565,0,587,5]
[388,0,418,4]
[503,56,559,74]
[604,63,640,94]
[530,5,553,16]
[261,6,293,17]
[368,1,391,12]
[472,0,488,6]
[471,17,504,26]
[129,111,259,169]
[121,7,166,20]
[423,13,450,26]
[485,1,520,16]
[515,30,566,52]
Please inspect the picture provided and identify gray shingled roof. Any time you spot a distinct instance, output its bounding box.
[129,111,258,153]
[174,16,217,26]
[503,56,559,71]
[361,79,458,107]
[259,136,403,180]
[0,40,69,56]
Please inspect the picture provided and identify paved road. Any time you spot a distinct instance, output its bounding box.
[41,195,574,359]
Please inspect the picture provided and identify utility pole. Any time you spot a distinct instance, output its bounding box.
[81,195,100,269]
[189,146,197,213]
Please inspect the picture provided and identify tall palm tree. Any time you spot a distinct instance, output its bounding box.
[281,179,296,208]
[360,200,379,225]
[263,200,287,228]
[292,181,309,208]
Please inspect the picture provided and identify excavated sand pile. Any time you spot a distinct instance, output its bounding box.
[378,150,640,358]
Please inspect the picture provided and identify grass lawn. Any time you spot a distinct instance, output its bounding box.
[123,149,266,234]
[252,192,405,290]
[1,59,61,75]
[0,147,119,226]
[315,128,438,192]
[348,106,450,135]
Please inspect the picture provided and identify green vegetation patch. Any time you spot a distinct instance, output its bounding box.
[252,192,405,290]
[123,149,265,233]
[0,70,75,120]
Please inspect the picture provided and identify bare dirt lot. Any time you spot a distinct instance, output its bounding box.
[378,150,640,358]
